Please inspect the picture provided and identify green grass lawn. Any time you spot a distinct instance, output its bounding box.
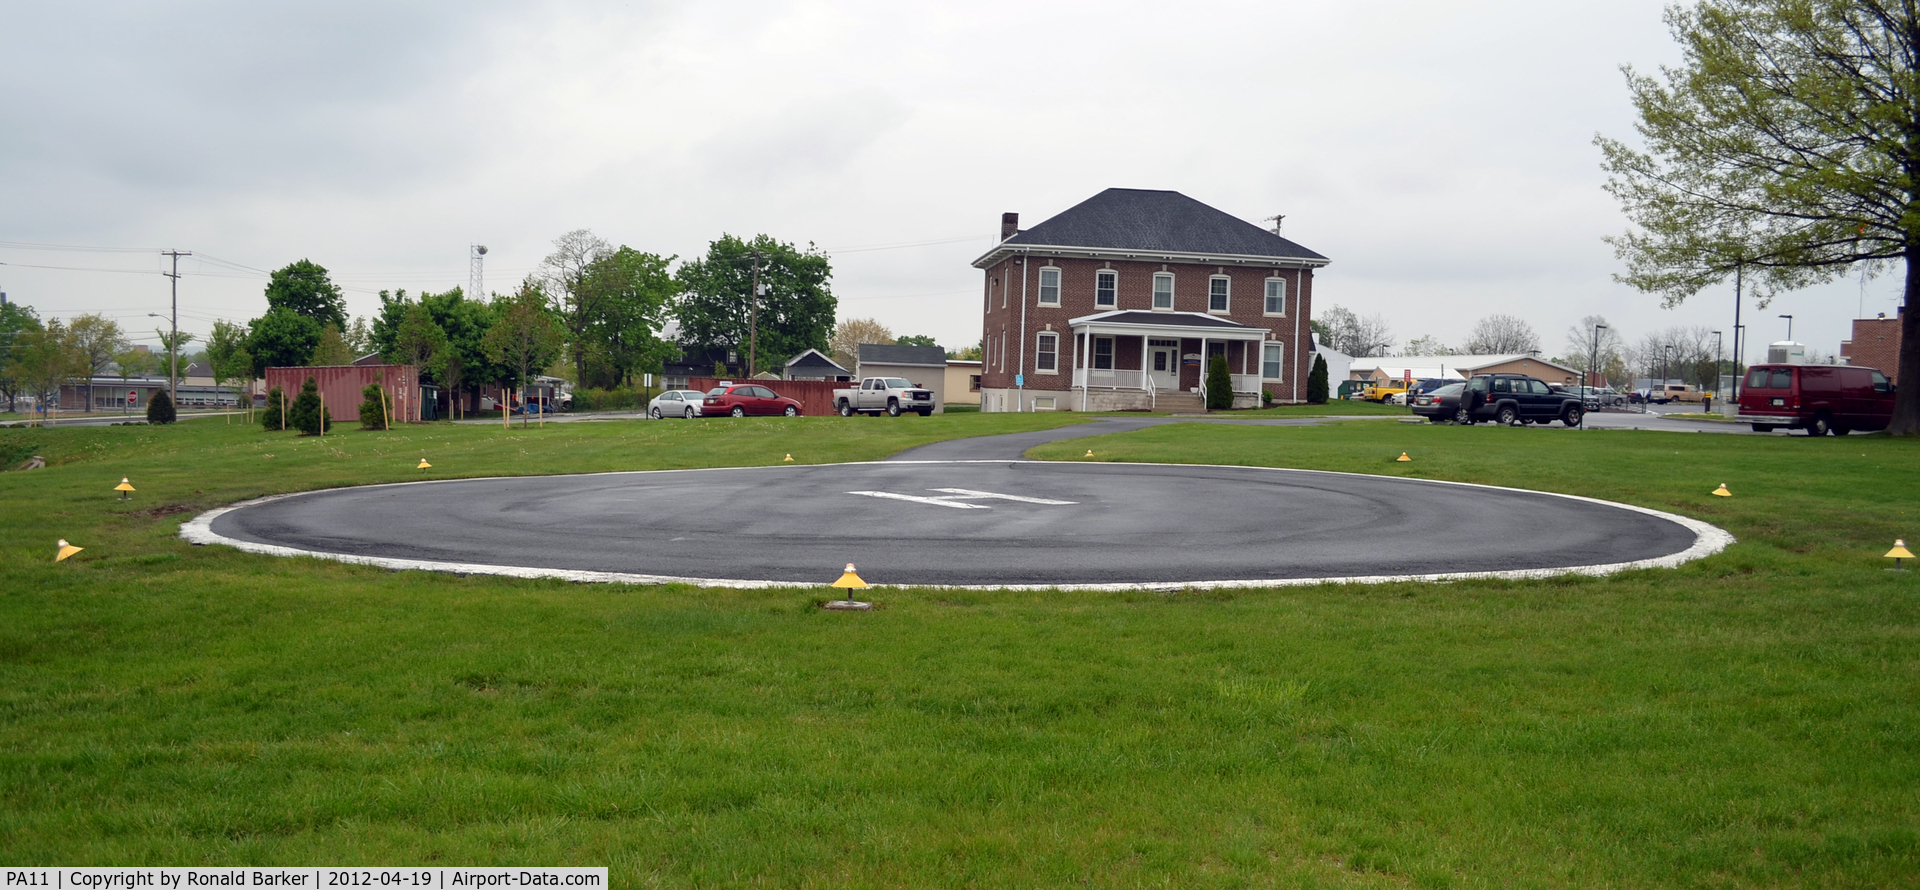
[2,415,1916,887]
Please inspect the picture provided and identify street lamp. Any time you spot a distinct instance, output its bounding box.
[1779,313,1794,342]
[1711,330,1723,404]
[1585,323,1606,430]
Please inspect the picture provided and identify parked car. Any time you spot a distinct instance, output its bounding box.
[703,383,803,417]
[1737,363,1894,435]
[647,389,709,419]
[1411,382,1465,423]
[833,377,935,416]
[1556,385,1628,410]
[1457,374,1585,426]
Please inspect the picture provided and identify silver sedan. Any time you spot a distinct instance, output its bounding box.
[647,390,710,419]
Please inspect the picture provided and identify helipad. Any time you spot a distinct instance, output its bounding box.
[183,460,1731,589]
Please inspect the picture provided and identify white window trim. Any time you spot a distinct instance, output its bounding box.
[1151,273,1176,311]
[1094,269,1118,309]
[1263,277,1287,317]
[1092,336,1116,371]
[1034,331,1060,374]
[1208,275,1231,314]
[1037,266,1062,306]
[1262,341,1285,380]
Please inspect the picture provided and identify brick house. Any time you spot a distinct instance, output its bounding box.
[973,188,1328,411]
[1840,309,1903,380]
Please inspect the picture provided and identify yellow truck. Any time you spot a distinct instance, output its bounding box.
[1361,381,1412,403]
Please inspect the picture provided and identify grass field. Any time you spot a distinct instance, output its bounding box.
[2,414,1916,887]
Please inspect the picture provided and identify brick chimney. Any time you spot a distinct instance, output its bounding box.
[1000,212,1019,241]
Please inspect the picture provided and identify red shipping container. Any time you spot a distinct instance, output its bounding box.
[265,365,421,424]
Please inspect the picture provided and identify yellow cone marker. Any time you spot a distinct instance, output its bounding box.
[114,477,136,500]
[1887,539,1914,569]
[1085,450,1095,457]
[1397,452,1412,462]
[1712,483,1732,497]
[56,539,82,562]
[417,458,432,471]
[783,453,794,462]
[832,563,870,589]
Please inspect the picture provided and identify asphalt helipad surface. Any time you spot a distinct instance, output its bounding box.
[187,455,1731,589]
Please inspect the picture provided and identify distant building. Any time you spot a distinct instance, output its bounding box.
[784,348,852,382]
[1840,309,1903,380]
[1347,354,1583,387]
[857,343,951,413]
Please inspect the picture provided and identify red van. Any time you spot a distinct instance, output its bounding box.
[1737,364,1895,435]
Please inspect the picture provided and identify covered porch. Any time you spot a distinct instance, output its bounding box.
[1067,311,1271,411]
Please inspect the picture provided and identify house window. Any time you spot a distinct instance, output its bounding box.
[1038,267,1061,305]
[1264,278,1286,315]
[1263,342,1284,380]
[1095,270,1117,308]
[1152,274,1174,310]
[1209,276,1230,312]
[1093,337,1115,370]
[1036,332,1058,373]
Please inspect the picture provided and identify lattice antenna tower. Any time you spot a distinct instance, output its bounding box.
[470,244,488,300]
[1264,215,1285,235]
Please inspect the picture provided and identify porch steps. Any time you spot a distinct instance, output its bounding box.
[1151,391,1206,414]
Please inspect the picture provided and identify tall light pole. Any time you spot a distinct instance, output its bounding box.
[1586,323,1606,430]
[1779,313,1794,342]
[1711,330,1723,404]
[161,250,190,406]
[747,251,764,378]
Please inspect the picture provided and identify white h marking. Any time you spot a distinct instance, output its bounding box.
[845,488,1078,509]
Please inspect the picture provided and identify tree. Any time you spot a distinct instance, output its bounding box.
[261,386,288,431]
[68,314,127,412]
[896,334,938,348]
[1205,354,1234,410]
[288,376,331,435]
[1307,353,1330,404]
[1561,316,1630,385]
[207,320,255,421]
[392,304,450,396]
[577,246,678,387]
[344,316,374,357]
[1316,305,1395,357]
[482,282,566,427]
[8,319,83,420]
[538,229,615,385]
[1597,0,1920,434]
[247,308,321,374]
[153,328,196,389]
[948,341,983,362]
[145,390,175,425]
[263,260,347,329]
[0,302,42,413]
[674,233,836,375]
[311,324,355,366]
[1403,335,1453,356]
[1462,314,1540,355]
[375,287,503,418]
[830,318,894,369]
[359,382,390,431]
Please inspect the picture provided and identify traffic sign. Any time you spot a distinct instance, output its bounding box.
[128,390,137,404]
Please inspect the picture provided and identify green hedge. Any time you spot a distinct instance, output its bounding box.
[571,387,642,411]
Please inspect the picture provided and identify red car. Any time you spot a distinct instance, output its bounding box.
[702,384,803,417]
[1738,363,1894,435]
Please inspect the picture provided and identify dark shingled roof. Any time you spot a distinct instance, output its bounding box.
[1079,310,1255,329]
[1001,188,1326,262]
[858,343,948,367]
[785,349,848,372]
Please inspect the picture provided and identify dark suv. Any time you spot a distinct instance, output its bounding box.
[1457,374,1585,427]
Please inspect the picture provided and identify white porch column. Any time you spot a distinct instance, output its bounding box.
[1140,335,1150,391]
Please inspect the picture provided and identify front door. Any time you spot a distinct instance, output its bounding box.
[1148,340,1179,390]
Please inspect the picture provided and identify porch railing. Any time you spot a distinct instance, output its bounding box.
[1072,368,1147,390]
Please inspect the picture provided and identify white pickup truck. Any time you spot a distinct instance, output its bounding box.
[834,377,936,417]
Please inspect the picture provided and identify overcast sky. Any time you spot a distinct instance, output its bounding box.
[1,0,1901,365]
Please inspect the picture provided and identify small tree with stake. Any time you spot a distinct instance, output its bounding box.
[261,386,287,431]
[1205,354,1233,410]
[359,382,390,431]
[288,376,331,436]
[482,283,566,428]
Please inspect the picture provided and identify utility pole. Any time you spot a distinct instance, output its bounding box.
[161,250,191,406]
[747,251,763,378]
